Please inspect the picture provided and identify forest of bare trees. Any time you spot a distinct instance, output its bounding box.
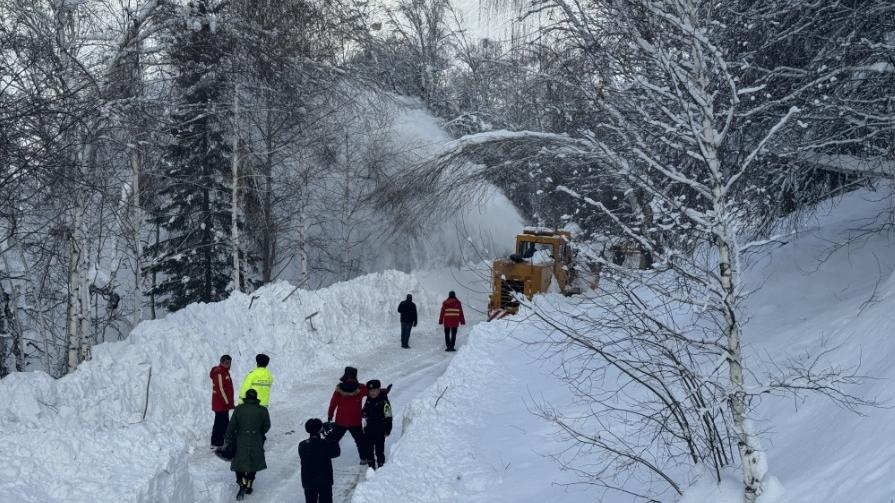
[2,1,893,500]
[370,0,895,501]
[0,0,459,377]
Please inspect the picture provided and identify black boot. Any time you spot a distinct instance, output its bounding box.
[236,478,247,500]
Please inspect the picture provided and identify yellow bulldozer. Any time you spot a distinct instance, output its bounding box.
[488,227,575,321]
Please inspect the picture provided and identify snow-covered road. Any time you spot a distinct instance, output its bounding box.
[183,266,488,502]
[188,327,467,502]
[0,266,489,503]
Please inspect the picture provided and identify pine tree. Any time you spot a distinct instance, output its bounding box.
[145,1,245,312]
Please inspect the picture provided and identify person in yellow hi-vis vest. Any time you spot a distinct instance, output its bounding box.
[240,354,273,408]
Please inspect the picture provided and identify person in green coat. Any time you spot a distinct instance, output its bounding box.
[224,388,271,500]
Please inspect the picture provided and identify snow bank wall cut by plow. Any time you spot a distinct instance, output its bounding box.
[351,188,895,503]
[0,271,438,503]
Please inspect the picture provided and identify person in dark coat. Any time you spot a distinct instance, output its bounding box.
[397,294,418,348]
[299,418,340,503]
[210,354,235,448]
[362,380,393,469]
[327,366,372,466]
[438,291,466,351]
[224,388,271,500]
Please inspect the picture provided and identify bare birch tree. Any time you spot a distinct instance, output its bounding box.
[370,1,885,500]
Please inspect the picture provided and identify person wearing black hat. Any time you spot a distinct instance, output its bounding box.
[362,380,393,469]
[210,354,235,448]
[327,366,373,466]
[396,294,418,348]
[239,353,274,407]
[299,418,340,503]
[224,388,271,500]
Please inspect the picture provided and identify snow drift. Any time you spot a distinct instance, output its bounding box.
[0,271,441,502]
[4,187,893,503]
[351,188,895,503]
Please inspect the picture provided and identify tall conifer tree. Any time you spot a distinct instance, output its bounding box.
[145,0,242,312]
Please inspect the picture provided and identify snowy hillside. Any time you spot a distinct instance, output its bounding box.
[2,189,893,503]
[352,188,895,503]
[743,191,895,502]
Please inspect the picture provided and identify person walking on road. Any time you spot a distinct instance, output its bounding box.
[438,291,465,351]
[397,294,418,349]
[210,354,235,448]
[240,353,273,407]
[299,418,340,503]
[224,388,271,500]
[327,366,374,466]
[362,380,393,469]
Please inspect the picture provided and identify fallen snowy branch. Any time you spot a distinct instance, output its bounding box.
[141,366,152,422]
[798,151,895,178]
[434,385,449,409]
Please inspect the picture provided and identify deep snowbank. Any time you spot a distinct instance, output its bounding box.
[351,188,895,503]
[742,190,895,502]
[351,314,596,503]
[0,271,440,502]
[4,187,892,503]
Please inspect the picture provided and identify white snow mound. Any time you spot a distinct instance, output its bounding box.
[0,271,438,503]
[351,188,895,503]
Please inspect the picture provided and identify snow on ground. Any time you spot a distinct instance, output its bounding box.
[351,318,597,503]
[187,316,468,502]
[3,187,893,503]
[351,188,895,503]
[188,266,493,503]
[0,267,489,503]
[743,189,895,502]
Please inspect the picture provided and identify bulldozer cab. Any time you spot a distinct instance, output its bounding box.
[517,240,554,259]
[489,228,574,320]
[515,230,571,265]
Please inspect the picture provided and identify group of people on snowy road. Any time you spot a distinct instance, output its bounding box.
[398,290,467,351]
[326,366,393,470]
[206,290,467,502]
[209,358,393,502]
[299,365,393,503]
[210,354,274,499]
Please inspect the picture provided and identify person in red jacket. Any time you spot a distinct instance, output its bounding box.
[438,291,466,352]
[210,354,235,448]
[327,366,372,466]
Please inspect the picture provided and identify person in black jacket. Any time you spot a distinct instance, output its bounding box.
[299,418,340,503]
[397,294,418,349]
[362,380,393,469]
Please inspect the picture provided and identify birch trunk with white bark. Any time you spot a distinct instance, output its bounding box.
[688,3,767,496]
[298,206,309,287]
[10,284,25,371]
[231,83,241,292]
[130,155,145,321]
[66,212,84,372]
